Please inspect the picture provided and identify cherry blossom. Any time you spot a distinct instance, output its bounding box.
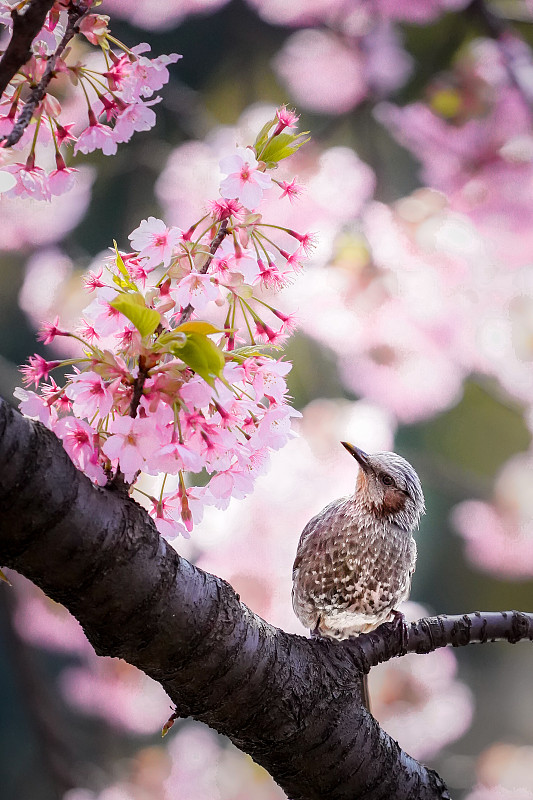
[65,372,115,420]
[452,451,533,578]
[129,216,183,267]
[273,29,368,115]
[171,271,219,312]
[13,387,54,425]
[102,415,160,483]
[112,100,158,142]
[0,12,180,199]
[15,109,311,539]
[74,113,118,156]
[53,416,107,485]
[219,146,273,209]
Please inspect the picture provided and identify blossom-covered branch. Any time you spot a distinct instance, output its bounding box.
[0,0,180,197]
[16,109,309,538]
[2,0,91,148]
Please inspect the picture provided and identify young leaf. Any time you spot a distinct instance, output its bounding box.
[261,132,311,165]
[253,115,277,154]
[176,321,224,336]
[110,293,161,338]
[230,345,280,362]
[113,240,136,290]
[170,333,225,386]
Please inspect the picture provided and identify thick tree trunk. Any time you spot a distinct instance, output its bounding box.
[0,399,452,799]
[2,400,532,798]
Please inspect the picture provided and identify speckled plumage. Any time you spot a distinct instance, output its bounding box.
[292,444,425,640]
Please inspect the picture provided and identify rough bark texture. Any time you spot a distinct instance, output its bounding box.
[0,0,55,98]
[0,399,531,799]
[1,1,91,148]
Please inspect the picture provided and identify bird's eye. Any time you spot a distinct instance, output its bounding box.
[381,474,395,487]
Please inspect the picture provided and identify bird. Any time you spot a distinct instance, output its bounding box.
[292,442,425,642]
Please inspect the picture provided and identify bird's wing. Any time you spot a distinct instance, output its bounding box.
[292,498,351,579]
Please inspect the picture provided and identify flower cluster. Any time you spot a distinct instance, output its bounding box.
[0,1,180,200]
[17,108,310,539]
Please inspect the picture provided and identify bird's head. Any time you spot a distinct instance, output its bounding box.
[341,441,425,531]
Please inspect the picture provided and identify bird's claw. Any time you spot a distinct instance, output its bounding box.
[391,609,408,653]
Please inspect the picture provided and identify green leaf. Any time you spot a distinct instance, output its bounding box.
[176,321,224,336]
[253,115,277,154]
[230,345,280,363]
[261,132,311,165]
[113,240,136,290]
[170,332,226,386]
[110,293,161,338]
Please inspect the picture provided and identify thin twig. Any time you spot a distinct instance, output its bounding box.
[129,353,148,418]
[177,219,229,326]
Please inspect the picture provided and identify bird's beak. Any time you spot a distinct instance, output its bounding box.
[341,442,372,473]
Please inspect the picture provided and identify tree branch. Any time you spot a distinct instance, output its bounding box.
[1,1,92,148]
[1,398,529,799]
[348,610,533,673]
[0,0,55,98]
[177,218,229,325]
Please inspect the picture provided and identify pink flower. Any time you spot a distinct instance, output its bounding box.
[207,197,244,221]
[14,387,53,425]
[55,122,77,146]
[103,53,133,92]
[128,216,182,267]
[78,13,109,45]
[179,376,214,408]
[121,48,182,102]
[48,158,78,196]
[274,104,300,136]
[102,415,159,483]
[83,288,125,338]
[211,238,260,284]
[150,494,191,539]
[53,416,106,485]
[273,29,367,114]
[251,404,301,450]
[20,355,61,386]
[5,162,50,201]
[37,316,69,345]
[74,112,118,156]
[374,0,469,23]
[249,358,292,403]
[172,272,220,312]
[278,177,304,202]
[208,462,255,504]
[83,268,105,292]
[452,451,533,579]
[65,372,115,420]
[113,101,158,143]
[219,146,272,210]
[255,320,285,344]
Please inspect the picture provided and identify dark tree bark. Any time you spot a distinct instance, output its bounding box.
[0,1,92,147]
[1,398,532,800]
[0,0,56,97]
